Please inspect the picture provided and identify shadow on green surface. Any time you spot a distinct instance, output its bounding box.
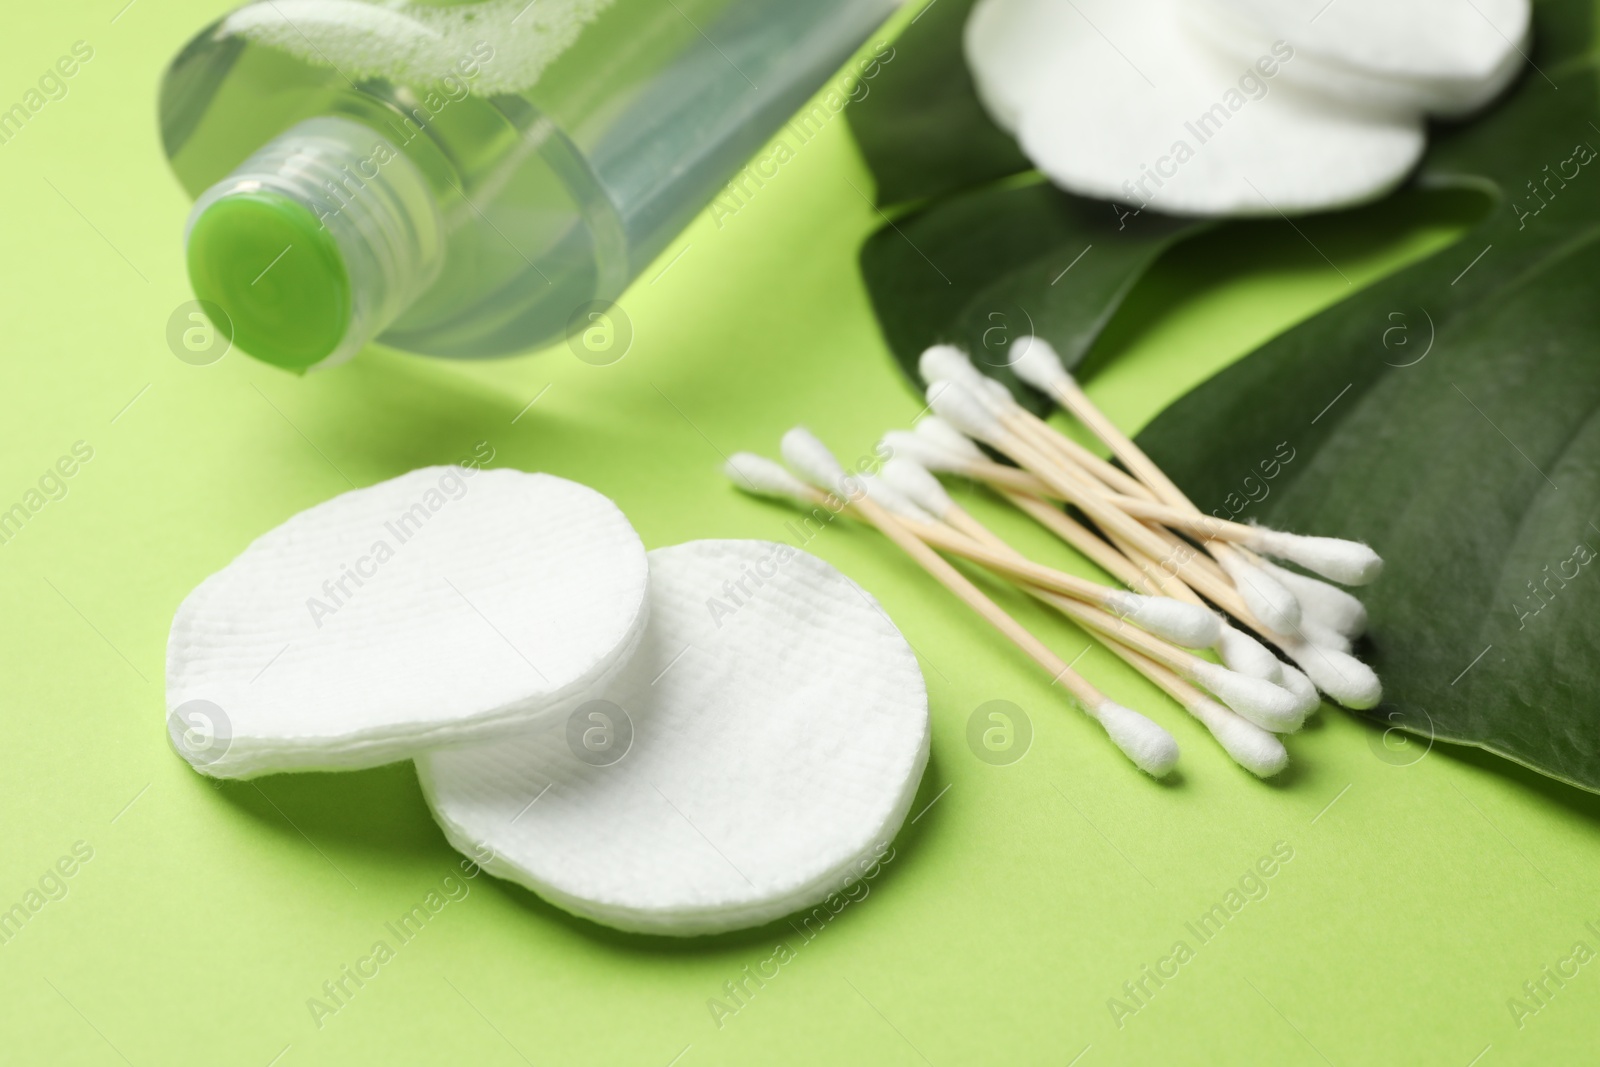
[211,748,952,955]
[217,761,446,863]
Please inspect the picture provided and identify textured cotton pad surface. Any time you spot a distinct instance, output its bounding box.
[166,467,648,779]
[1190,0,1529,116]
[417,540,931,936]
[967,0,1424,215]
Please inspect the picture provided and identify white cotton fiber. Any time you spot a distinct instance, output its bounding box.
[861,474,936,525]
[926,381,1007,445]
[780,426,848,491]
[1108,593,1221,649]
[1008,336,1071,393]
[1276,663,1321,722]
[1216,624,1282,683]
[1186,697,1289,777]
[1257,559,1368,638]
[417,540,931,936]
[1249,529,1384,586]
[966,0,1424,216]
[914,416,988,463]
[1188,660,1301,732]
[918,344,982,389]
[1299,617,1353,655]
[1091,701,1180,777]
[1283,641,1382,709]
[881,458,955,517]
[1188,0,1530,117]
[725,453,814,502]
[1216,553,1301,635]
[881,431,968,473]
[166,467,649,779]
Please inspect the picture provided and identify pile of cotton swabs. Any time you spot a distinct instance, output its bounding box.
[725,338,1383,779]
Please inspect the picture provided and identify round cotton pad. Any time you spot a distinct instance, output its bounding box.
[1189,0,1530,117]
[967,0,1425,216]
[417,539,931,936]
[166,466,649,779]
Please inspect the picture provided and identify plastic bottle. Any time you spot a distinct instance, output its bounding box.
[160,0,897,371]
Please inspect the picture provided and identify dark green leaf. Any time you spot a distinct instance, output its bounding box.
[846,0,1029,206]
[1137,1,1600,790]
[860,179,1205,414]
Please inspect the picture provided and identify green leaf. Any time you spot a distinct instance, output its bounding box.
[860,180,1205,414]
[1136,2,1600,790]
[846,0,1029,206]
[855,0,1600,789]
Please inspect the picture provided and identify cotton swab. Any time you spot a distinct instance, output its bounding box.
[1212,551,1303,636]
[1256,557,1369,638]
[925,379,1306,635]
[919,346,1159,503]
[914,343,1379,713]
[1275,636,1382,709]
[876,456,1301,734]
[887,439,1373,587]
[884,423,1317,724]
[879,459,1220,649]
[1009,334,1382,586]
[1097,641,1289,778]
[1217,624,1285,684]
[771,432,1181,777]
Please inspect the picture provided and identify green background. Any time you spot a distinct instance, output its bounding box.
[4,2,1599,1064]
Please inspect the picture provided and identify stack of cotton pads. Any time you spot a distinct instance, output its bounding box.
[964,0,1530,215]
[166,467,929,936]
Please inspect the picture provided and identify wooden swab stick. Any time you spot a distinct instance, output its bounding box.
[1008,408,1159,502]
[1093,639,1288,777]
[872,461,1303,735]
[1000,490,1188,599]
[897,517,1219,649]
[1009,340,1192,510]
[763,436,1183,776]
[927,381,1242,604]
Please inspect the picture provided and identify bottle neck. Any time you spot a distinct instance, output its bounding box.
[186,116,444,371]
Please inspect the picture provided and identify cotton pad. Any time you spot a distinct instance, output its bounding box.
[166,466,649,779]
[1187,0,1529,117]
[417,540,931,936]
[966,0,1425,215]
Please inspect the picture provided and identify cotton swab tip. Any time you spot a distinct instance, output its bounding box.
[1008,335,1071,392]
[1285,644,1383,710]
[1217,554,1302,635]
[779,426,846,491]
[1299,617,1353,655]
[1189,661,1303,732]
[1092,700,1180,777]
[1109,593,1221,649]
[1275,664,1321,722]
[880,457,954,517]
[725,452,814,501]
[915,416,987,462]
[919,346,1015,413]
[1216,625,1283,684]
[1190,698,1290,777]
[880,431,965,473]
[1251,529,1384,586]
[1257,560,1368,638]
[926,381,1006,445]
[861,473,936,524]
[918,344,979,387]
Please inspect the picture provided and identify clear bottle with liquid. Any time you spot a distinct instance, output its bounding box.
[161,0,896,371]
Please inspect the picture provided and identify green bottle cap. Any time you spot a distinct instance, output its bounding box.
[186,190,351,372]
